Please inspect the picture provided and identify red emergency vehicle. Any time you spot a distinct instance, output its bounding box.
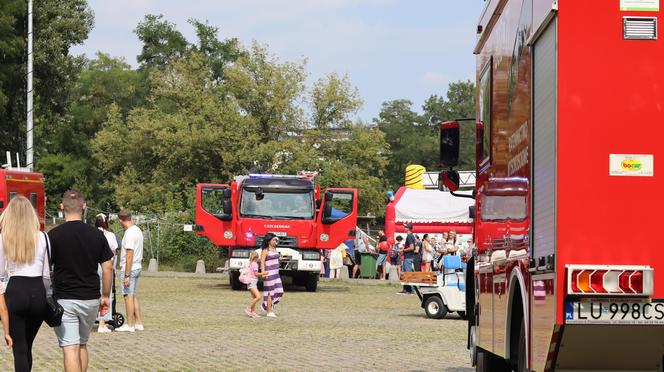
[0,168,45,230]
[195,173,358,292]
[439,1,664,370]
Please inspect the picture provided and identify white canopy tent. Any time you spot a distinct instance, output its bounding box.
[394,189,474,224]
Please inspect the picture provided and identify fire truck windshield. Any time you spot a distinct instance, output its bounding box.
[240,189,314,219]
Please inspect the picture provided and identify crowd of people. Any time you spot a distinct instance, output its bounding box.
[320,224,466,283]
[0,190,145,371]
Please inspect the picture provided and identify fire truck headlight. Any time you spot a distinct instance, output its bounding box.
[302,251,320,261]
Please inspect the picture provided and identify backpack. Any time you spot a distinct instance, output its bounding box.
[389,242,400,258]
[238,266,252,284]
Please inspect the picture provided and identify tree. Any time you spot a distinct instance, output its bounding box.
[423,80,476,170]
[39,53,149,211]
[0,0,26,154]
[0,0,93,158]
[93,53,259,212]
[225,43,306,143]
[135,15,188,70]
[375,99,435,189]
[135,15,243,81]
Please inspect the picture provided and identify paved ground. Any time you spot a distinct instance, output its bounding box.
[0,273,473,371]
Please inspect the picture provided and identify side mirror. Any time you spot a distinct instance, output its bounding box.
[223,188,232,199]
[438,170,460,192]
[469,205,476,219]
[440,121,460,168]
[322,203,333,224]
[221,200,233,221]
[324,192,333,202]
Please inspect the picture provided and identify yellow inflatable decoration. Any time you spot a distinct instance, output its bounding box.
[405,164,425,189]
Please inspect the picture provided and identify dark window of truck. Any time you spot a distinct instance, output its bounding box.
[201,187,225,217]
[29,192,37,208]
[240,189,314,220]
[479,58,492,167]
[327,191,353,219]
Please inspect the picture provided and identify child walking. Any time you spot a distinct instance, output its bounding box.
[244,251,265,318]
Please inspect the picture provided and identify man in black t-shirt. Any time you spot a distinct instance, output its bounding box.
[397,224,417,294]
[48,190,113,372]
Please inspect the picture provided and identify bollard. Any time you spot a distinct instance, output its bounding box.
[388,265,400,283]
[339,265,349,279]
[148,258,158,273]
[195,260,206,274]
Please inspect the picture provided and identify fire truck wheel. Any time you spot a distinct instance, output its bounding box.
[229,271,243,291]
[305,273,318,292]
[424,296,447,319]
[476,349,510,372]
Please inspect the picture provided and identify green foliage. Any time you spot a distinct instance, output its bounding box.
[423,80,476,170]
[0,0,93,158]
[376,81,476,189]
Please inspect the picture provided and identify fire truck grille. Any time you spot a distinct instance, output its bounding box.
[255,236,298,249]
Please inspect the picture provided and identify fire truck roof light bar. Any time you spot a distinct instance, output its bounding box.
[566,265,653,297]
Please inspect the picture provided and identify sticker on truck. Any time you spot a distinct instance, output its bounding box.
[609,154,654,177]
[621,0,659,12]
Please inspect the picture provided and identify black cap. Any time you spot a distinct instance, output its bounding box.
[404,223,413,230]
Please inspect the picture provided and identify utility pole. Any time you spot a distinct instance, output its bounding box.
[26,0,34,170]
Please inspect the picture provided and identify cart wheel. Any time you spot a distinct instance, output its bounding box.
[113,313,125,328]
[424,296,447,319]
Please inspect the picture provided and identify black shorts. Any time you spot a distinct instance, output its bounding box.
[354,251,362,264]
[390,256,400,266]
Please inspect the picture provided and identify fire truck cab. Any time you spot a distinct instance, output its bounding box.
[196,174,358,292]
[0,168,45,230]
[439,1,664,371]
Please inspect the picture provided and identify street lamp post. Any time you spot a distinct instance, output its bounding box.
[26,0,34,170]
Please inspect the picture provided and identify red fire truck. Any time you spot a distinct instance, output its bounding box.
[438,1,664,370]
[195,173,358,292]
[0,168,45,230]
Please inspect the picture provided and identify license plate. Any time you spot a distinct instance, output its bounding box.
[270,231,287,237]
[565,301,664,325]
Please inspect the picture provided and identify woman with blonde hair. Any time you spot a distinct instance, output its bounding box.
[0,195,50,371]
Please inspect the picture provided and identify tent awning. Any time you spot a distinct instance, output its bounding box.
[394,188,474,224]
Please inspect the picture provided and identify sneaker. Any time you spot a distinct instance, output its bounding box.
[405,291,416,296]
[250,312,261,318]
[134,324,144,331]
[97,326,112,333]
[266,312,277,318]
[244,308,253,317]
[396,290,408,295]
[114,325,135,333]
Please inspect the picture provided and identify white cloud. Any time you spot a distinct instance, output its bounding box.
[420,71,449,87]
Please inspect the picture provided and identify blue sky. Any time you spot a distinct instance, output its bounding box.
[71,0,484,122]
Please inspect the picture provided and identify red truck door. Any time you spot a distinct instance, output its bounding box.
[316,188,358,249]
[195,183,236,246]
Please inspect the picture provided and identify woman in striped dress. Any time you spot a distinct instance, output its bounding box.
[260,233,283,318]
